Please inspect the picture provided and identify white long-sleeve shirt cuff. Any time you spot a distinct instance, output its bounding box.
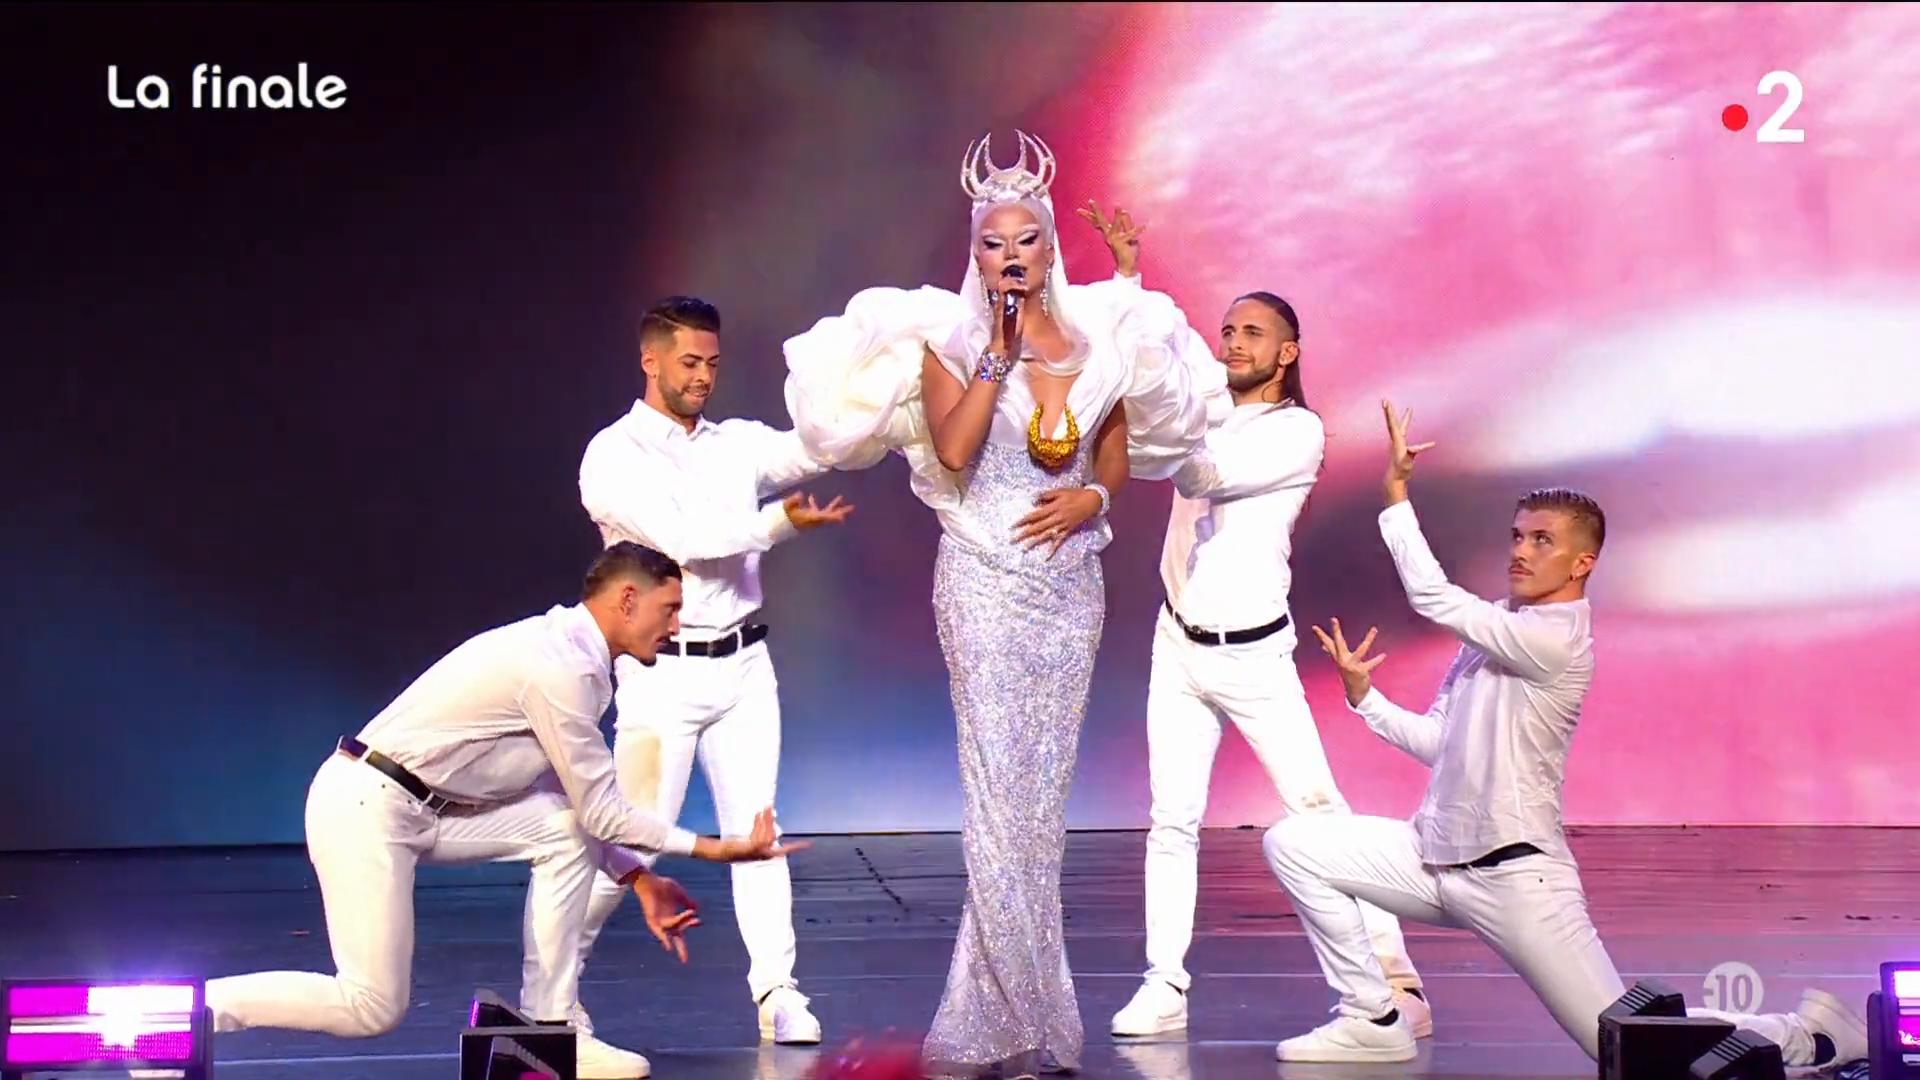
[600,824,697,877]
[1347,685,1443,765]
[760,501,798,546]
[1348,686,1398,727]
[1377,500,1450,608]
[596,840,651,880]
[1349,689,1394,748]
[661,825,699,858]
[1379,499,1419,535]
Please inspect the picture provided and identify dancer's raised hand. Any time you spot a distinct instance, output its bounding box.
[1077,200,1145,278]
[1383,399,1436,480]
[1312,617,1388,706]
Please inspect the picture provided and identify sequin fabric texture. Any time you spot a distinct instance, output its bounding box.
[925,438,1105,1077]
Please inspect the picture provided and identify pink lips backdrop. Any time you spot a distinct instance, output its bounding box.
[1051,2,1920,825]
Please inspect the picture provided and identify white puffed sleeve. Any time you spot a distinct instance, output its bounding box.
[1090,280,1231,480]
[781,285,972,511]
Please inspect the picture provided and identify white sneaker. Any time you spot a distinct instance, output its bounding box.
[1795,988,1868,1066]
[757,986,823,1045]
[1392,986,1433,1039]
[1276,1012,1418,1063]
[1111,979,1188,1036]
[576,1032,651,1079]
[569,1001,596,1036]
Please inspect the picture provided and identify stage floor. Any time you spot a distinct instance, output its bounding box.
[1,826,1909,1079]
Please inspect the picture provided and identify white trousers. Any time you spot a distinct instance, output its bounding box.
[1262,813,1819,1064]
[1142,610,1417,993]
[575,640,796,1002]
[205,753,598,1036]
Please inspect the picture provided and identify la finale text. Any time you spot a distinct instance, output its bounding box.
[108,64,347,110]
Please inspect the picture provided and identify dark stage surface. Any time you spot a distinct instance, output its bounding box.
[1,827,1910,1079]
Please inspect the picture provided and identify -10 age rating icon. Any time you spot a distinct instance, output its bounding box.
[1703,961,1766,1014]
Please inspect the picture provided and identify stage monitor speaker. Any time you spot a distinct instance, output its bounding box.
[1689,1029,1785,1080]
[1600,979,1731,1080]
[458,989,575,1080]
[0,978,212,1080]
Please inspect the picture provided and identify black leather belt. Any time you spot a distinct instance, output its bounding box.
[660,623,768,658]
[337,736,454,812]
[1459,842,1543,869]
[1164,601,1291,647]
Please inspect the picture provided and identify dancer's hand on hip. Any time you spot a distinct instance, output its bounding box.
[630,872,701,963]
[1312,617,1388,707]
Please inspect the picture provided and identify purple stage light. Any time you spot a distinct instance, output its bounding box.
[1889,963,1920,1051]
[2,979,210,1078]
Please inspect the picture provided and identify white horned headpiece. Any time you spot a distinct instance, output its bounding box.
[949,129,1087,378]
[961,130,1058,211]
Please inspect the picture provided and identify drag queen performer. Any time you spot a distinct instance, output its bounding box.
[783,132,1226,1077]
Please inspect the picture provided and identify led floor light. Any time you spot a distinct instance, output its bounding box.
[1867,961,1920,1080]
[1598,979,1734,1080]
[1688,1029,1785,1080]
[1,979,211,1080]
[459,989,574,1080]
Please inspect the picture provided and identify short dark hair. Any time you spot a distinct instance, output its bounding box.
[581,541,682,601]
[1233,291,1308,409]
[1516,487,1607,551]
[638,296,721,353]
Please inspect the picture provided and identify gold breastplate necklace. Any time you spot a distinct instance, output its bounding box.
[1027,403,1080,472]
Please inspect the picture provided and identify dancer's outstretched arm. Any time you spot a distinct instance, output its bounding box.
[1379,400,1581,684]
[1311,618,1447,765]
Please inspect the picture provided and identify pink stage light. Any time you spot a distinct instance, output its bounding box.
[2,979,207,1074]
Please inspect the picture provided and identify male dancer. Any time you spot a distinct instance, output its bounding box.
[1075,205,1428,1040]
[203,542,803,1080]
[1262,402,1869,1067]
[573,296,849,1044]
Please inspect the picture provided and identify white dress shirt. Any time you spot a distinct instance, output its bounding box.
[579,401,828,636]
[1161,403,1325,631]
[355,603,698,858]
[1352,501,1595,866]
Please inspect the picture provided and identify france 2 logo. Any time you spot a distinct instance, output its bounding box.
[1722,70,1804,143]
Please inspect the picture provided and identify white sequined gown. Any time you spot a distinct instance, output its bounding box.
[782,266,1228,1076]
[925,426,1105,1075]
